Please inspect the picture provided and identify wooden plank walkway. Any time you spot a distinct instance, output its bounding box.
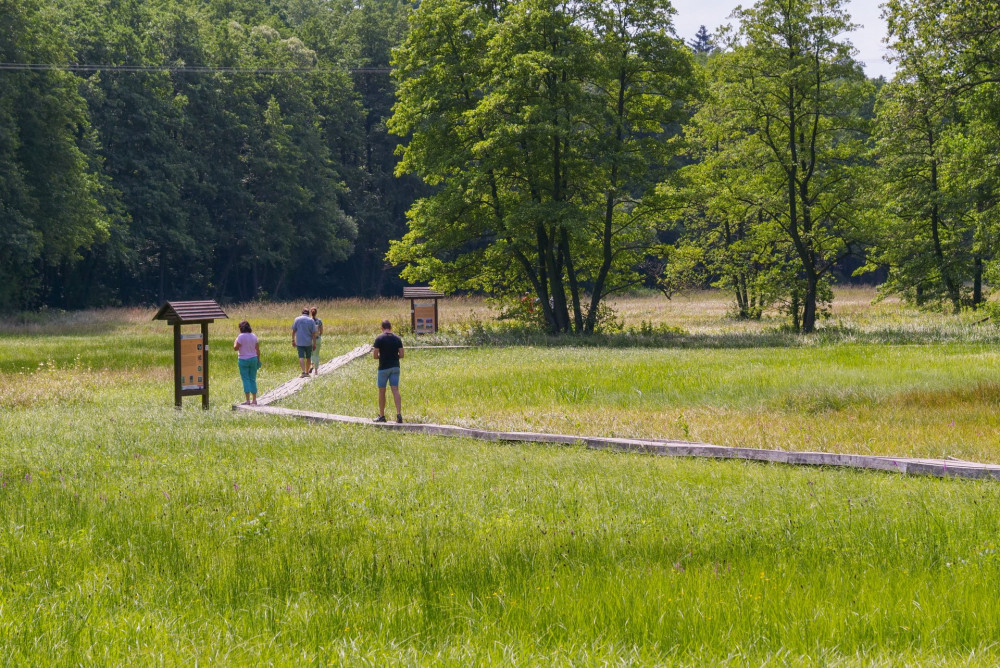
[237,346,1000,481]
[252,344,372,406]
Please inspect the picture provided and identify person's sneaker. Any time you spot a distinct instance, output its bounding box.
[373,415,387,423]
[396,414,403,423]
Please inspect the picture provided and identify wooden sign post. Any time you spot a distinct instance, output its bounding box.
[404,286,444,334]
[153,300,228,409]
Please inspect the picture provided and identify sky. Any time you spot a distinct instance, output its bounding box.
[670,0,895,79]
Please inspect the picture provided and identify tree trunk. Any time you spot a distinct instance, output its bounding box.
[802,271,818,333]
[585,184,614,333]
[272,268,287,301]
[535,223,557,332]
[585,67,627,334]
[974,254,983,307]
[559,228,583,332]
[790,287,801,333]
[735,274,749,318]
[785,85,811,333]
[929,145,960,312]
[545,239,569,333]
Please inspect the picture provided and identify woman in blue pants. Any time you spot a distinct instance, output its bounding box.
[233,320,261,405]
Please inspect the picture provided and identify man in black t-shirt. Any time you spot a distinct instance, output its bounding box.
[372,319,404,423]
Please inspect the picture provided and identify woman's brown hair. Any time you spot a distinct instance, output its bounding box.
[239,320,252,333]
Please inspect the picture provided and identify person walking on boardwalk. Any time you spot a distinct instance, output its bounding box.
[291,307,317,378]
[373,319,404,423]
[310,306,324,375]
[234,320,261,405]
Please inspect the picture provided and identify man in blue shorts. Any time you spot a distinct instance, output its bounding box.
[291,307,317,378]
[372,319,404,423]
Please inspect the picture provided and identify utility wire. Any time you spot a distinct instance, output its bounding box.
[0,62,391,74]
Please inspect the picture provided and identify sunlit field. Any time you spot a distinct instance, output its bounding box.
[4,289,1000,663]
[287,343,1000,463]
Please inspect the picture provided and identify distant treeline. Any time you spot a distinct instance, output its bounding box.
[4,0,999,330]
[1,0,420,309]
[387,0,1000,332]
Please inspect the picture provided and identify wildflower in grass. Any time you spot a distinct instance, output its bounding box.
[24,473,31,483]
[234,482,239,492]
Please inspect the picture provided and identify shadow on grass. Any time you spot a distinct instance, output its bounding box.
[424,322,1000,350]
[0,309,153,337]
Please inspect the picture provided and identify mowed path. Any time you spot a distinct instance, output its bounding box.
[237,345,1000,481]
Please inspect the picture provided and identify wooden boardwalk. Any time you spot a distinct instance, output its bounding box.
[238,346,1000,481]
[252,344,372,406]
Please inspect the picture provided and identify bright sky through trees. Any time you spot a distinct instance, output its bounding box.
[671,0,894,78]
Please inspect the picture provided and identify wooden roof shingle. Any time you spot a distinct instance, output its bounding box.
[152,300,228,323]
[403,286,445,299]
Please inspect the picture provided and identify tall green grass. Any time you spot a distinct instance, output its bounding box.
[4,400,1000,664]
[2,290,1000,663]
[286,343,1000,462]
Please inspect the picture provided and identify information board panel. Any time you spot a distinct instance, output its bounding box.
[180,333,205,390]
[413,301,436,334]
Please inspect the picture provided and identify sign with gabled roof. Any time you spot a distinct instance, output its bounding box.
[152,300,228,324]
[153,300,227,409]
[404,286,444,334]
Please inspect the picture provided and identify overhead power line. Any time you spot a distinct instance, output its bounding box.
[0,62,392,74]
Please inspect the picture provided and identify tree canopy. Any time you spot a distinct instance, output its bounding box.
[1,0,418,308]
[3,0,1000,332]
[388,0,697,333]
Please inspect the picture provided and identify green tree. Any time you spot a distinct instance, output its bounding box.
[53,0,359,303]
[62,0,203,304]
[389,0,696,333]
[866,75,977,311]
[664,50,796,320]
[0,0,110,309]
[884,0,1000,90]
[295,0,422,296]
[696,0,872,332]
[201,18,356,300]
[880,0,1000,311]
[688,25,715,55]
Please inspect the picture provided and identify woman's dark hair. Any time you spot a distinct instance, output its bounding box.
[239,320,252,333]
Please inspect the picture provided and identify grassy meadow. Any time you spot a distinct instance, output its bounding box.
[288,343,1000,463]
[3,289,1000,663]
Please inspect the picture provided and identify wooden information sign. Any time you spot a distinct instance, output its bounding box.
[404,286,444,335]
[152,300,228,408]
[413,301,436,334]
[179,334,205,390]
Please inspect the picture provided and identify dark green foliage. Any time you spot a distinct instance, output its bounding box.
[667,0,871,332]
[5,0,1000,318]
[0,0,414,309]
[292,0,426,296]
[0,0,110,309]
[388,0,698,333]
[869,0,1000,312]
[688,25,715,55]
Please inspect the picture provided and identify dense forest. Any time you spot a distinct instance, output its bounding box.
[1,0,421,308]
[2,0,999,332]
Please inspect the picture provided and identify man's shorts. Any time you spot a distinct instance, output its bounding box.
[297,345,313,359]
[377,367,400,388]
